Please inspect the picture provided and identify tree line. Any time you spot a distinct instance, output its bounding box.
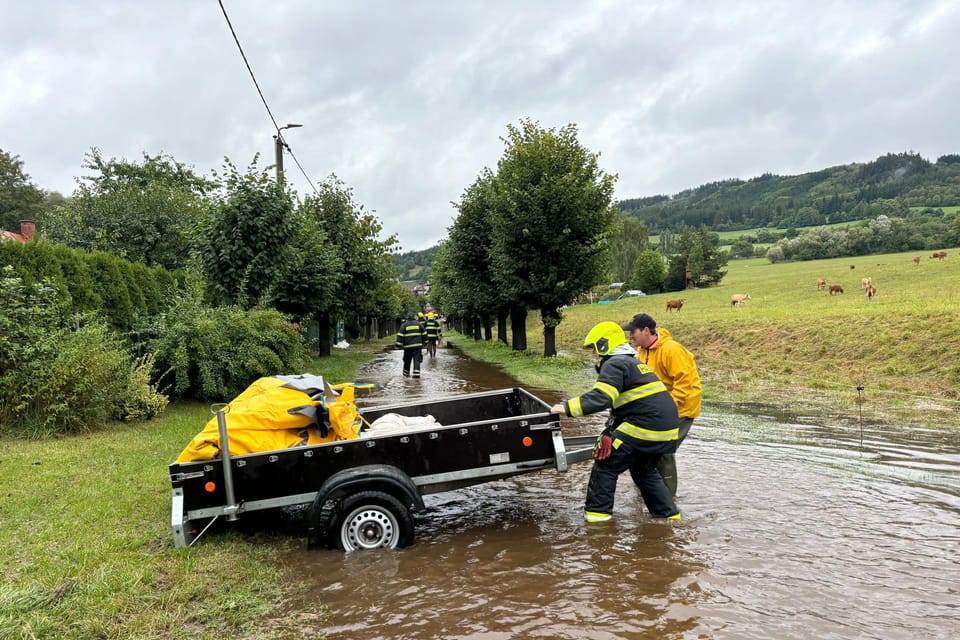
[429,120,728,357]
[618,152,960,233]
[0,147,411,435]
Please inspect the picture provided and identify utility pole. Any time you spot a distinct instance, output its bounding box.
[274,123,302,184]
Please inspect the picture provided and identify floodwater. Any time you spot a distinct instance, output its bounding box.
[282,342,960,640]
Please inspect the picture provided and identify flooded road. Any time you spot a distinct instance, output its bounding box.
[284,343,960,639]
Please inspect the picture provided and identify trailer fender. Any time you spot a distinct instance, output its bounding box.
[307,464,424,545]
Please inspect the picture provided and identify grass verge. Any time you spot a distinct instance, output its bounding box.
[0,341,386,640]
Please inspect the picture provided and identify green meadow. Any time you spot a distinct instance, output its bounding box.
[453,247,960,424]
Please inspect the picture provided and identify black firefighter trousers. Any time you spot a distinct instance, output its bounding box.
[402,347,422,377]
[585,436,678,519]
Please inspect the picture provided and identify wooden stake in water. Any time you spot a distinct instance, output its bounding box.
[856,385,865,453]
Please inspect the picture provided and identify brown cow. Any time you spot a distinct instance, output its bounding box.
[931,251,947,261]
[829,284,844,295]
[865,284,877,302]
[730,293,751,306]
[913,256,921,266]
[665,298,685,312]
[817,278,826,290]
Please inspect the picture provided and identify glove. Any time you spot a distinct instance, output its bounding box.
[593,434,613,461]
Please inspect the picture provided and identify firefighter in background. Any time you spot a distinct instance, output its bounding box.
[550,321,680,522]
[424,311,442,358]
[396,312,426,377]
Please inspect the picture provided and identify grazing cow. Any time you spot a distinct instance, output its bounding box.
[913,256,921,266]
[860,276,872,290]
[931,251,947,261]
[665,298,685,312]
[829,284,844,295]
[865,284,877,302]
[817,278,827,291]
[730,293,752,306]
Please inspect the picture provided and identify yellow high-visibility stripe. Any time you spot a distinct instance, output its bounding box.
[593,381,618,402]
[613,381,668,407]
[616,421,678,442]
[568,397,584,417]
[584,511,612,522]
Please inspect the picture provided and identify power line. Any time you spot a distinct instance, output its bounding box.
[217,0,320,196]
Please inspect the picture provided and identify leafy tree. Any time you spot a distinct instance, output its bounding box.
[489,120,617,356]
[41,149,213,270]
[0,148,44,232]
[607,214,649,282]
[629,250,666,293]
[442,173,505,342]
[201,161,295,308]
[299,175,399,355]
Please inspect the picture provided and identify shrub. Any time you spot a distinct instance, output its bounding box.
[0,268,168,437]
[143,290,311,401]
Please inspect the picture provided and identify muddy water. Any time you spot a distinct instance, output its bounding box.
[285,344,960,640]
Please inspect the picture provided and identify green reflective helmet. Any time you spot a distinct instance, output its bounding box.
[583,321,627,356]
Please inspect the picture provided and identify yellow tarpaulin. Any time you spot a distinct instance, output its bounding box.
[175,374,366,463]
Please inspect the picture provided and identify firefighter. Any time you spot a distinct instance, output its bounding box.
[396,312,426,377]
[424,311,442,357]
[550,321,680,522]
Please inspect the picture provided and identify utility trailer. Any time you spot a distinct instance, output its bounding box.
[169,388,595,551]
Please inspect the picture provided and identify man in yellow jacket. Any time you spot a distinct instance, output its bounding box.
[622,313,702,495]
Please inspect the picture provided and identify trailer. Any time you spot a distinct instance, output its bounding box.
[169,387,596,551]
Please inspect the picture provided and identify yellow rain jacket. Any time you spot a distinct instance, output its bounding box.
[175,374,366,463]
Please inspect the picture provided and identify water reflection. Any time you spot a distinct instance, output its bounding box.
[280,343,959,639]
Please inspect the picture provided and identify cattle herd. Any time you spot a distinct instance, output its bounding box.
[643,250,948,312]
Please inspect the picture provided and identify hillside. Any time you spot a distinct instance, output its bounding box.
[619,152,960,233]
[394,245,437,284]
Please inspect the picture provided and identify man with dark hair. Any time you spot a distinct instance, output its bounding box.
[395,312,426,377]
[621,312,702,496]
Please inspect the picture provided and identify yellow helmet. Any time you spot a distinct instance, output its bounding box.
[583,321,627,356]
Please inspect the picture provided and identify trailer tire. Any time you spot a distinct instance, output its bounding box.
[335,490,415,551]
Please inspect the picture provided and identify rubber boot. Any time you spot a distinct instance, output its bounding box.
[657,453,678,496]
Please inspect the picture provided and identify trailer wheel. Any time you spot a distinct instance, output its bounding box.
[335,490,415,551]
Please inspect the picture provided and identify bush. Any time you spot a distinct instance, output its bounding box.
[143,290,311,401]
[0,268,168,437]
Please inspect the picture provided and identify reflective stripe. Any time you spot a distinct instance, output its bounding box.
[613,380,668,407]
[616,421,678,442]
[584,511,612,522]
[568,397,584,417]
[593,381,618,402]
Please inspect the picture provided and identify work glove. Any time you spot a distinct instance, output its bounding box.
[593,433,613,461]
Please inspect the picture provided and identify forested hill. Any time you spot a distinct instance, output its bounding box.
[394,245,438,283]
[618,152,960,233]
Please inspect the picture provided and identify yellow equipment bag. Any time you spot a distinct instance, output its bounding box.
[175,374,368,463]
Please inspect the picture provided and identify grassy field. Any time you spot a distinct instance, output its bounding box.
[0,344,384,640]
[453,247,960,425]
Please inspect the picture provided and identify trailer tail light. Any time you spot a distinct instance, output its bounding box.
[522,436,533,447]
[204,481,217,493]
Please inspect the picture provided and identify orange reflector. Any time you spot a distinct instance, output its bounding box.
[522,436,533,447]
[204,481,216,493]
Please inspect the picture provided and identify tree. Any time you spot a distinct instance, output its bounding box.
[201,161,295,307]
[41,149,214,270]
[607,214,650,282]
[489,120,617,356]
[442,173,505,342]
[629,250,666,293]
[0,149,44,232]
[299,175,399,356]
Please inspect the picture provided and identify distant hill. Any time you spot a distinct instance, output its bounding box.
[618,152,960,233]
[394,245,438,284]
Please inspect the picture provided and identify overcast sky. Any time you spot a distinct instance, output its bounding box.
[3,1,959,251]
